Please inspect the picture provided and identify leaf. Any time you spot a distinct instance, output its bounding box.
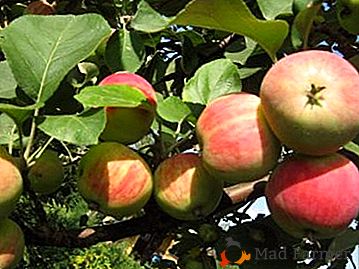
[182,59,241,105]
[105,29,145,73]
[291,1,321,48]
[0,61,17,99]
[225,37,258,65]
[0,14,112,104]
[38,109,106,146]
[326,229,359,262]
[131,1,173,33]
[132,0,289,61]
[238,67,262,79]
[157,96,192,123]
[257,0,293,20]
[344,141,359,156]
[0,103,40,125]
[0,113,18,145]
[74,85,148,108]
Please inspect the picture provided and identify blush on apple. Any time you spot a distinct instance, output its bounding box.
[0,218,25,269]
[196,92,281,184]
[0,147,23,219]
[154,153,223,220]
[77,142,153,218]
[99,72,157,144]
[265,153,359,239]
[260,50,359,156]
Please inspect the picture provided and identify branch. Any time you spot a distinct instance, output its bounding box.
[22,176,268,248]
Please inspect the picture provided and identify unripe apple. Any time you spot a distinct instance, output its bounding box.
[99,72,157,144]
[0,218,25,269]
[196,93,281,184]
[265,153,359,239]
[77,142,153,217]
[154,153,223,221]
[336,0,359,34]
[28,150,64,195]
[0,147,23,218]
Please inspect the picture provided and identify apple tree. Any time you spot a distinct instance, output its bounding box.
[0,0,358,268]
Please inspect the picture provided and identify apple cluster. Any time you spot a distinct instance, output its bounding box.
[78,52,359,241]
[77,72,224,221]
[0,146,64,268]
[0,148,24,268]
[261,50,359,239]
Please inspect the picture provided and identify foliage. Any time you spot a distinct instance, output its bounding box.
[0,0,357,268]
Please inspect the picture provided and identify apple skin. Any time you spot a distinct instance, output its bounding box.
[0,218,25,269]
[99,72,157,144]
[154,153,223,221]
[336,0,359,34]
[28,150,64,195]
[0,147,23,219]
[77,142,153,217]
[196,93,281,184]
[260,50,359,156]
[265,153,359,239]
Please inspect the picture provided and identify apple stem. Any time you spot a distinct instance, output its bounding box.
[306,84,326,107]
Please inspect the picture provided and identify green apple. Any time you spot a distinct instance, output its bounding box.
[28,150,64,195]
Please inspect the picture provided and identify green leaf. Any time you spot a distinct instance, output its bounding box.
[257,0,293,20]
[105,29,145,73]
[38,109,106,146]
[225,37,258,65]
[238,67,262,79]
[344,141,359,156]
[291,2,321,49]
[157,96,192,123]
[182,59,241,105]
[0,103,40,125]
[74,85,148,108]
[326,229,359,262]
[131,1,173,33]
[0,14,112,104]
[0,113,18,145]
[132,0,289,61]
[0,61,17,99]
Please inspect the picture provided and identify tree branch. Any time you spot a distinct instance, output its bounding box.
[22,176,267,248]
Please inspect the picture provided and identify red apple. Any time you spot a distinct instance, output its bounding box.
[260,50,359,156]
[196,93,281,184]
[154,153,223,221]
[28,149,64,195]
[77,142,153,217]
[0,147,23,219]
[265,153,359,239]
[99,72,157,144]
[0,218,25,269]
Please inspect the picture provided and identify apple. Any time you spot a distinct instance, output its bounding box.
[260,50,359,156]
[0,147,23,219]
[196,93,281,184]
[336,0,359,34]
[0,218,25,269]
[99,72,157,144]
[154,153,223,221]
[265,153,359,239]
[25,0,55,15]
[77,142,153,217]
[28,150,64,195]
